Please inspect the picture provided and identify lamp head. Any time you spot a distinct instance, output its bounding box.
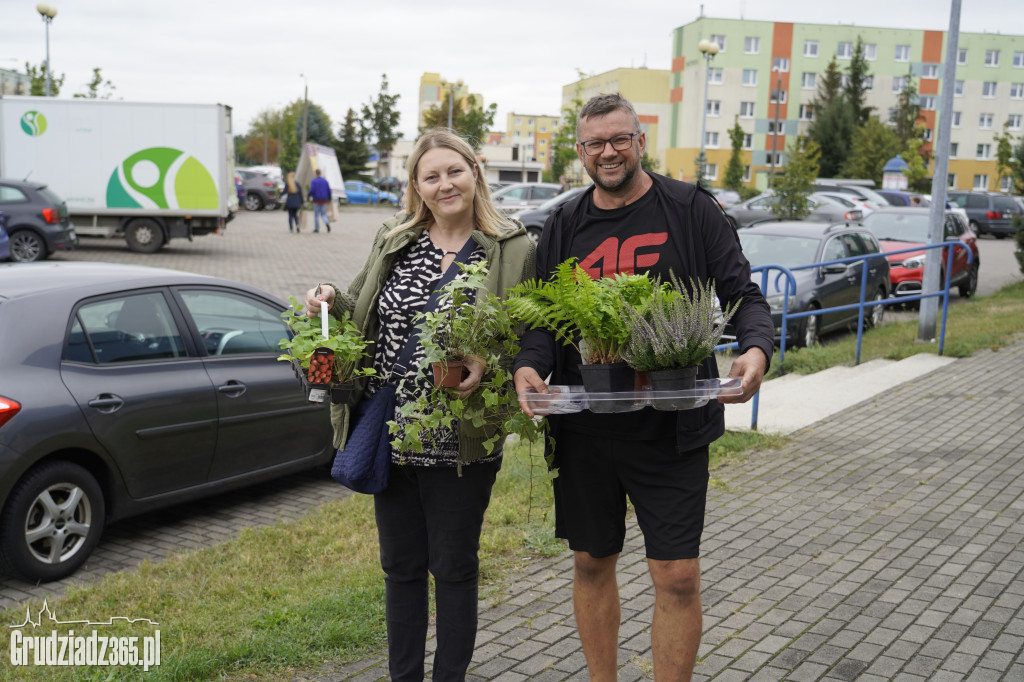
[36,3,57,19]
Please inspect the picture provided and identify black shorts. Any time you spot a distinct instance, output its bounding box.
[553,430,709,561]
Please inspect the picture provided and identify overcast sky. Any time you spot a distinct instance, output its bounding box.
[2,0,1018,142]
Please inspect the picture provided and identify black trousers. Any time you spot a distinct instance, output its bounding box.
[373,459,500,682]
[287,207,300,230]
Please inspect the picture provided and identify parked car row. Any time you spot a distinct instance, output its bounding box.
[342,181,398,206]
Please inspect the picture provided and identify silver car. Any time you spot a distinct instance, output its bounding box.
[491,182,563,213]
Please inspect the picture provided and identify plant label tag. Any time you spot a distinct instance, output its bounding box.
[308,387,328,403]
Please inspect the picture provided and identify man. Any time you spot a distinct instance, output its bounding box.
[307,168,332,233]
[514,93,774,681]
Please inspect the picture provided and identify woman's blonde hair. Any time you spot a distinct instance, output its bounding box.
[286,171,298,194]
[388,129,515,238]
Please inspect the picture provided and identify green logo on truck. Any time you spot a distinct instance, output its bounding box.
[106,147,218,209]
[20,111,47,136]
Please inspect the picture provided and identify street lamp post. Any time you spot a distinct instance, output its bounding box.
[696,39,720,188]
[770,66,782,187]
[36,3,57,96]
[445,83,457,129]
[299,73,309,151]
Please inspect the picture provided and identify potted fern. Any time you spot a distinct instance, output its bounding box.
[620,276,738,410]
[277,298,375,404]
[389,262,544,456]
[505,259,657,411]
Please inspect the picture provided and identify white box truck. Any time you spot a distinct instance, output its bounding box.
[0,96,237,253]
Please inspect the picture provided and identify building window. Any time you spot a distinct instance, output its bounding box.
[1014,51,1024,68]
[744,36,760,54]
[1002,176,1014,192]
[708,67,724,84]
[739,101,756,118]
[952,111,961,127]
[707,100,721,116]
[770,89,787,104]
[540,126,546,133]
[742,69,758,86]
[895,45,910,62]
[710,35,726,51]
[705,164,719,180]
[705,131,720,148]
[767,152,783,166]
[864,43,877,60]
[976,143,992,159]
[539,151,546,159]
[950,142,959,158]
[985,50,1000,66]
[515,118,521,125]
[804,40,819,57]
[1012,83,1024,99]
[979,113,994,129]
[948,173,957,188]
[514,130,521,137]
[772,57,790,72]
[958,48,968,65]
[865,75,875,91]
[799,104,814,121]
[922,128,933,141]
[539,138,547,146]
[1009,114,1023,130]
[768,120,785,134]
[955,80,964,97]
[973,174,989,190]
[742,134,753,149]
[983,81,997,98]
[922,64,939,78]
[802,72,817,89]
[528,118,534,125]
[742,165,752,182]
[840,74,850,88]
[920,96,936,111]
[893,77,908,93]
[838,41,853,59]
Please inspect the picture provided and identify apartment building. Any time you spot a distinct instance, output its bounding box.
[667,17,1024,191]
[418,73,479,130]
[562,67,672,170]
[505,113,561,170]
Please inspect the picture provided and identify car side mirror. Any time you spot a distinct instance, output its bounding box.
[821,263,848,275]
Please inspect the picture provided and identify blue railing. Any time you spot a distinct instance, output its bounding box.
[716,241,973,430]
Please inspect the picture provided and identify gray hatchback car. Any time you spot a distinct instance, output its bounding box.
[947,191,1022,238]
[0,262,333,582]
[0,178,78,262]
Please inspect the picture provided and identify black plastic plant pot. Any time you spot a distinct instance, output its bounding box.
[579,361,636,413]
[649,366,700,411]
[330,382,358,405]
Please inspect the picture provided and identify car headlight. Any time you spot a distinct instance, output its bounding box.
[900,254,926,269]
[766,294,788,310]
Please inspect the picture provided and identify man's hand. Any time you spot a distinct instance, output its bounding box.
[514,366,548,417]
[718,347,768,404]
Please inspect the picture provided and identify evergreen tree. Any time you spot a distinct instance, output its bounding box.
[901,138,929,192]
[994,123,1017,193]
[891,70,924,145]
[334,108,371,181]
[724,118,746,192]
[843,38,873,126]
[297,103,334,147]
[1012,136,1024,194]
[841,116,903,185]
[549,71,586,185]
[420,92,497,152]
[769,137,820,220]
[808,58,855,178]
[361,74,403,178]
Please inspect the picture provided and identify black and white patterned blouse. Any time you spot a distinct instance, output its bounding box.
[368,229,497,467]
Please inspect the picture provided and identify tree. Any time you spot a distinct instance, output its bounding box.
[361,74,402,179]
[994,122,1018,193]
[1012,136,1024,195]
[808,58,855,178]
[334,108,372,181]
[276,99,305,175]
[724,118,746,192]
[901,138,929,192]
[769,137,820,220]
[25,61,64,97]
[420,92,497,152]
[841,116,903,186]
[549,71,586,185]
[73,68,115,99]
[843,38,874,127]
[247,108,285,165]
[891,70,924,145]
[640,151,660,173]
[298,103,334,147]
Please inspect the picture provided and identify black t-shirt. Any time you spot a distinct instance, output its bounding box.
[560,189,682,439]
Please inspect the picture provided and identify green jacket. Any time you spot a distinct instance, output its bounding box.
[325,213,536,463]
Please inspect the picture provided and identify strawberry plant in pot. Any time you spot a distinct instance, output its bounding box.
[389,262,545,457]
[620,276,739,410]
[505,259,658,411]
[277,298,375,403]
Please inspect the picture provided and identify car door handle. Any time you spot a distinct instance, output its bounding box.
[847,276,857,284]
[217,381,246,398]
[87,394,124,414]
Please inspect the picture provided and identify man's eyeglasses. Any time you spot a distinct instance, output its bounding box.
[579,132,639,156]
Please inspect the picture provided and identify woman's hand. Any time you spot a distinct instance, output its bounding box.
[304,284,335,318]
[455,356,487,398]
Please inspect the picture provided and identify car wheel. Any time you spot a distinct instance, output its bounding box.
[958,262,979,298]
[526,227,542,246]
[969,220,983,237]
[0,461,106,583]
[8,229,47,262]
[867,288,886,328]
[994,233,1008,240]
[244,193,264,211]
[800,304,821,347]
[125,219,165,253]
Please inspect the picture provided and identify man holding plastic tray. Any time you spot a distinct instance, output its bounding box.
[514,93,774,682]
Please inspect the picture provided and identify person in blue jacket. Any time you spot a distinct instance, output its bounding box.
[307,168,332,233]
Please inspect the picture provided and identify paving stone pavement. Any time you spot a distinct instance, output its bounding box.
[3,209,1022,679]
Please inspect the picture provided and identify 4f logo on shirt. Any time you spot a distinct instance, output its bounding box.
[578,233,668,279]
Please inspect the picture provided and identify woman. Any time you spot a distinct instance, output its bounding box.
[302,129,535,681]
[283,171,304,233]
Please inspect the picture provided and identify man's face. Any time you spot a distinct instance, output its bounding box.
[576,109,645,194]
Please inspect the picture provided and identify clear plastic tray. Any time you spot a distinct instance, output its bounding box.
[519,377,744,414]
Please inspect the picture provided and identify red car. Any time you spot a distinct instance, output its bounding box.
[861,207,979,300]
